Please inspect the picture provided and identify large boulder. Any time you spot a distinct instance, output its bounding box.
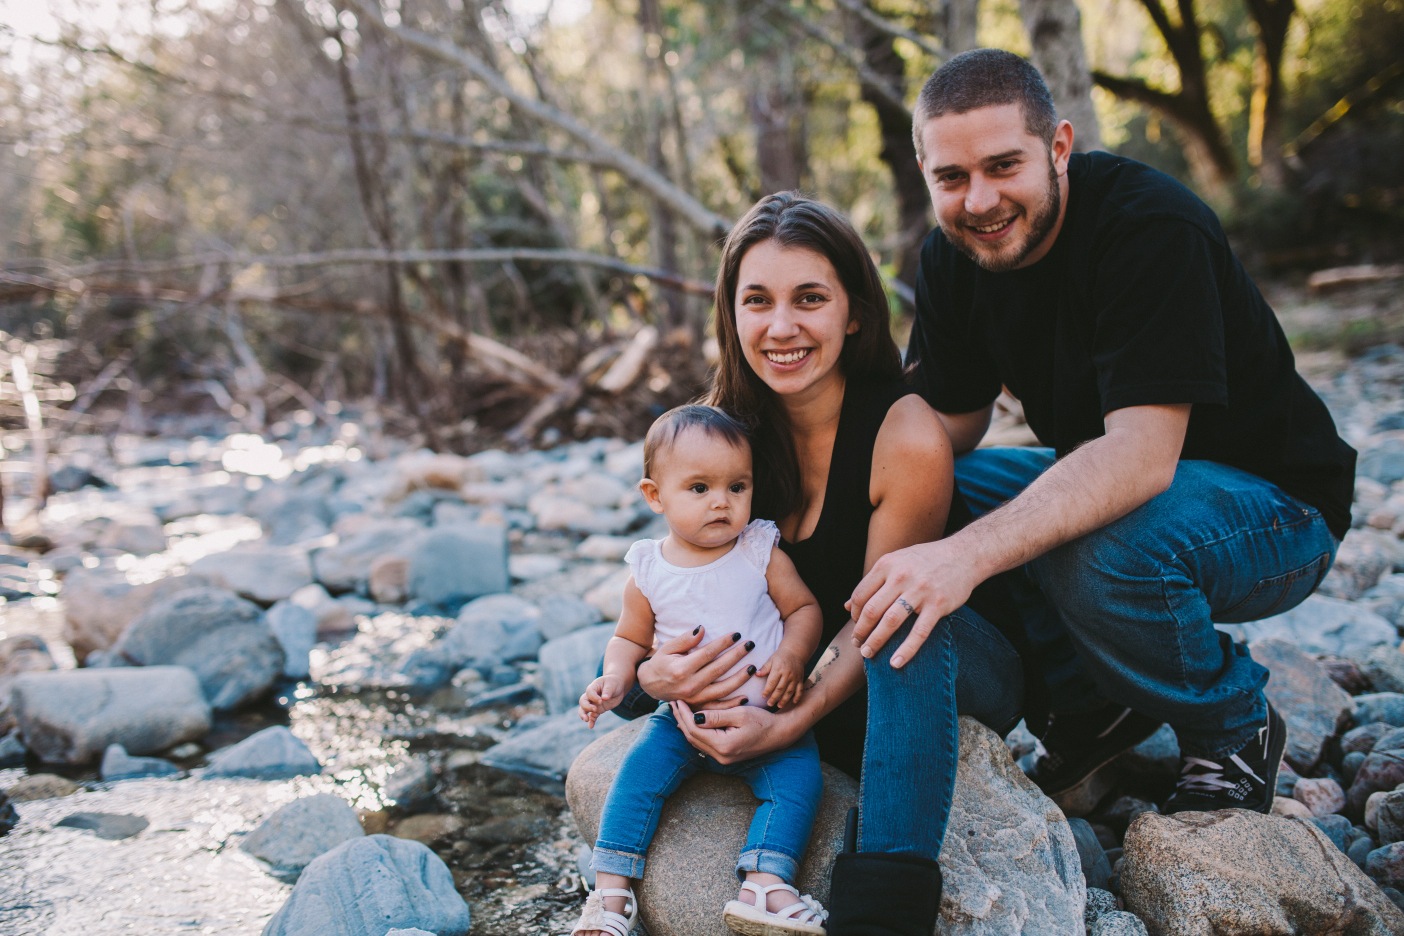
[1122,809,1404,935]
[440,593,544,674]
[485,711,625,790]
[403,525,509,608]
[1254,638,1356,773]
[242,793,365,879]
[262,834,470,936]
[60,568,213,662]
[0,635,56,733]
[566,716,1084,936]
[10,666,211,764]
[189,545,315,606]
[111,587,284,710]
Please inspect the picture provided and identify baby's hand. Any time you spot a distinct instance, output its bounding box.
[759,650,806,710]
[579,675,625,728]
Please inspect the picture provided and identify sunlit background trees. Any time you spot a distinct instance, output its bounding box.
[1,0,1400,450]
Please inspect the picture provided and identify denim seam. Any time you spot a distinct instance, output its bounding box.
[1165,508,1322,566]
[596,754,695,858]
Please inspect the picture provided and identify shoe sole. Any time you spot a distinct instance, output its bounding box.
[722,902,826,936]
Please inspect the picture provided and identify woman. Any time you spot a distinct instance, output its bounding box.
[633,193,1036,935]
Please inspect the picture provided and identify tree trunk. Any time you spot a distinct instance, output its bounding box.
[1020,0,1102,151]
[944,0,981,54]
[637,0,685,331]
[1244,0,1296,188]
[851,9,929,287]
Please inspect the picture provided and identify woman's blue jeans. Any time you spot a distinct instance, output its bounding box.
[955,447,1340,760]
[592,707,822,883]
[858,607,1023,860]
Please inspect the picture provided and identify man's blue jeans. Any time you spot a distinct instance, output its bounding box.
[592,707,822,883]
[858,607,1024,860]
[955,447,1340,759]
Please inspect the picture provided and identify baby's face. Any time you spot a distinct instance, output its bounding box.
[644,427,753,556]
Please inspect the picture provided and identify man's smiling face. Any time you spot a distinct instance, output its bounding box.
[918,103,1072,272]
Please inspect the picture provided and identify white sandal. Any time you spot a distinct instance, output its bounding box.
[571,886,638,936]
[722,880,828,935]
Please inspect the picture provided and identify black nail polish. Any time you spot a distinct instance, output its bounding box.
[744,640,755,652]
[740,698,748,706]
[693,713,705,724]
[692,625,701,635]
[747,664,757,676]
[732,632,742,642]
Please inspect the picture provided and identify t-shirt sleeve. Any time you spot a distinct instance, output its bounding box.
[738,519,779,573]
[906,237,1002,415]
[623,539,654,600]
[1091,217,1228,414]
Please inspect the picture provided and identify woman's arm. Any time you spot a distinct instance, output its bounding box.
[677,394,955,761]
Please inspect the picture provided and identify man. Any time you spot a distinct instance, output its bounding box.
[849,48,1355,825]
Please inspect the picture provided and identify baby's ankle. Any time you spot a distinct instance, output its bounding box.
[741,871,794,913]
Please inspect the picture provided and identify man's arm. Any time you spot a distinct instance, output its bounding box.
[848,402,1190,668]
[935,404,993,455]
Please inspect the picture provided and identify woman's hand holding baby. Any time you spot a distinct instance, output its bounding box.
[636,625,752,706]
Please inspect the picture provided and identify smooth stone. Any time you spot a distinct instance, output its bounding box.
[1344,723,1397,755]
[112,587,285,710]
[188,545,315,606]
[368,554,409,604]
[290,583,357,637]
[1068,817,1114,890]
[442,593,544,671]
[1366,842,1404,890]
[1376,790,1404,845]
[1351,836,1379,869]
[1360,439,1404,485]
[1294,776,1348,816]
[0,634,56,733]
[1237,595,1397,660]
[1355,693,1404,728]
[405,525,509,608]
[203,726,320,779]
[262,834,470,936]
[387,450,484,498]
[11,667,211,764]
[1364,644,1404,694]
[1319,529,1402,600]
[1122,809,1404,934]
[576,535,635,562]
[1272,797,1315,820]
[60,567,213,662]
[391,813,468,846]
[482,710,624,790]
[1254,637,1356,772]
[583,566,630,622]
[534,592,604,642]
[508,554,565,582]
[266,602,317,678]
[1313,813,1356,851]
[1344,750,1368,786]
[242,793,366,880]
[6,773,81,801]
[55,811,150,840]
[537,624,615,716]
[1362,575,1404,631]
[100,743,181,781]
[567,716,1085,936]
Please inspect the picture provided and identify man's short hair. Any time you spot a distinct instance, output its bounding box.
[642,404,750,480]
[912,48,1058,161]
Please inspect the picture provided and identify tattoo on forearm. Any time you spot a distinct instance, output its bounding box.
[806,646,840,689]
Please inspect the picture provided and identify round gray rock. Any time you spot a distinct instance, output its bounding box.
[242,793,365,879]
[262,833,470,936]
[204,726,320,779]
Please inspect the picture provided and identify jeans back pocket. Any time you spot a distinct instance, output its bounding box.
[1214,551,1331,624]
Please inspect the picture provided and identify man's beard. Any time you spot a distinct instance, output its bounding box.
[947,156,1061,273]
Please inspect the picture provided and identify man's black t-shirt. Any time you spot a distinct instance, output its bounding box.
[907,151,1356,539]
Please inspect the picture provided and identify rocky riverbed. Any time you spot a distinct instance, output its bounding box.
[0,288,1403,935]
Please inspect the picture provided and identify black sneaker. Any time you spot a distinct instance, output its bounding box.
[1163,704,1287,814]
[1029,701,1163,798]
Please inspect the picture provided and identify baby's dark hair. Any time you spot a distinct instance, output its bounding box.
[642,404,751,479]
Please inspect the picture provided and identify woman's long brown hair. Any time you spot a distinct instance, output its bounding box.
[707,192,901,521]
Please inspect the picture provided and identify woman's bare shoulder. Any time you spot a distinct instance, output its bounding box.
[875,393,952,464]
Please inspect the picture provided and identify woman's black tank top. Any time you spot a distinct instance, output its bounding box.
[778,379,1031,776]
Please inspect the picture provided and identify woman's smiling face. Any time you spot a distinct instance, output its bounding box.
[734,238,858,402]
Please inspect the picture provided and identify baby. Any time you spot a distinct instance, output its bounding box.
[573,404,828,936]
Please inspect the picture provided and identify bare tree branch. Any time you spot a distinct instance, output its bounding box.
[761,0,909,114]
[345,0,731,239]
[828,0,944,59]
